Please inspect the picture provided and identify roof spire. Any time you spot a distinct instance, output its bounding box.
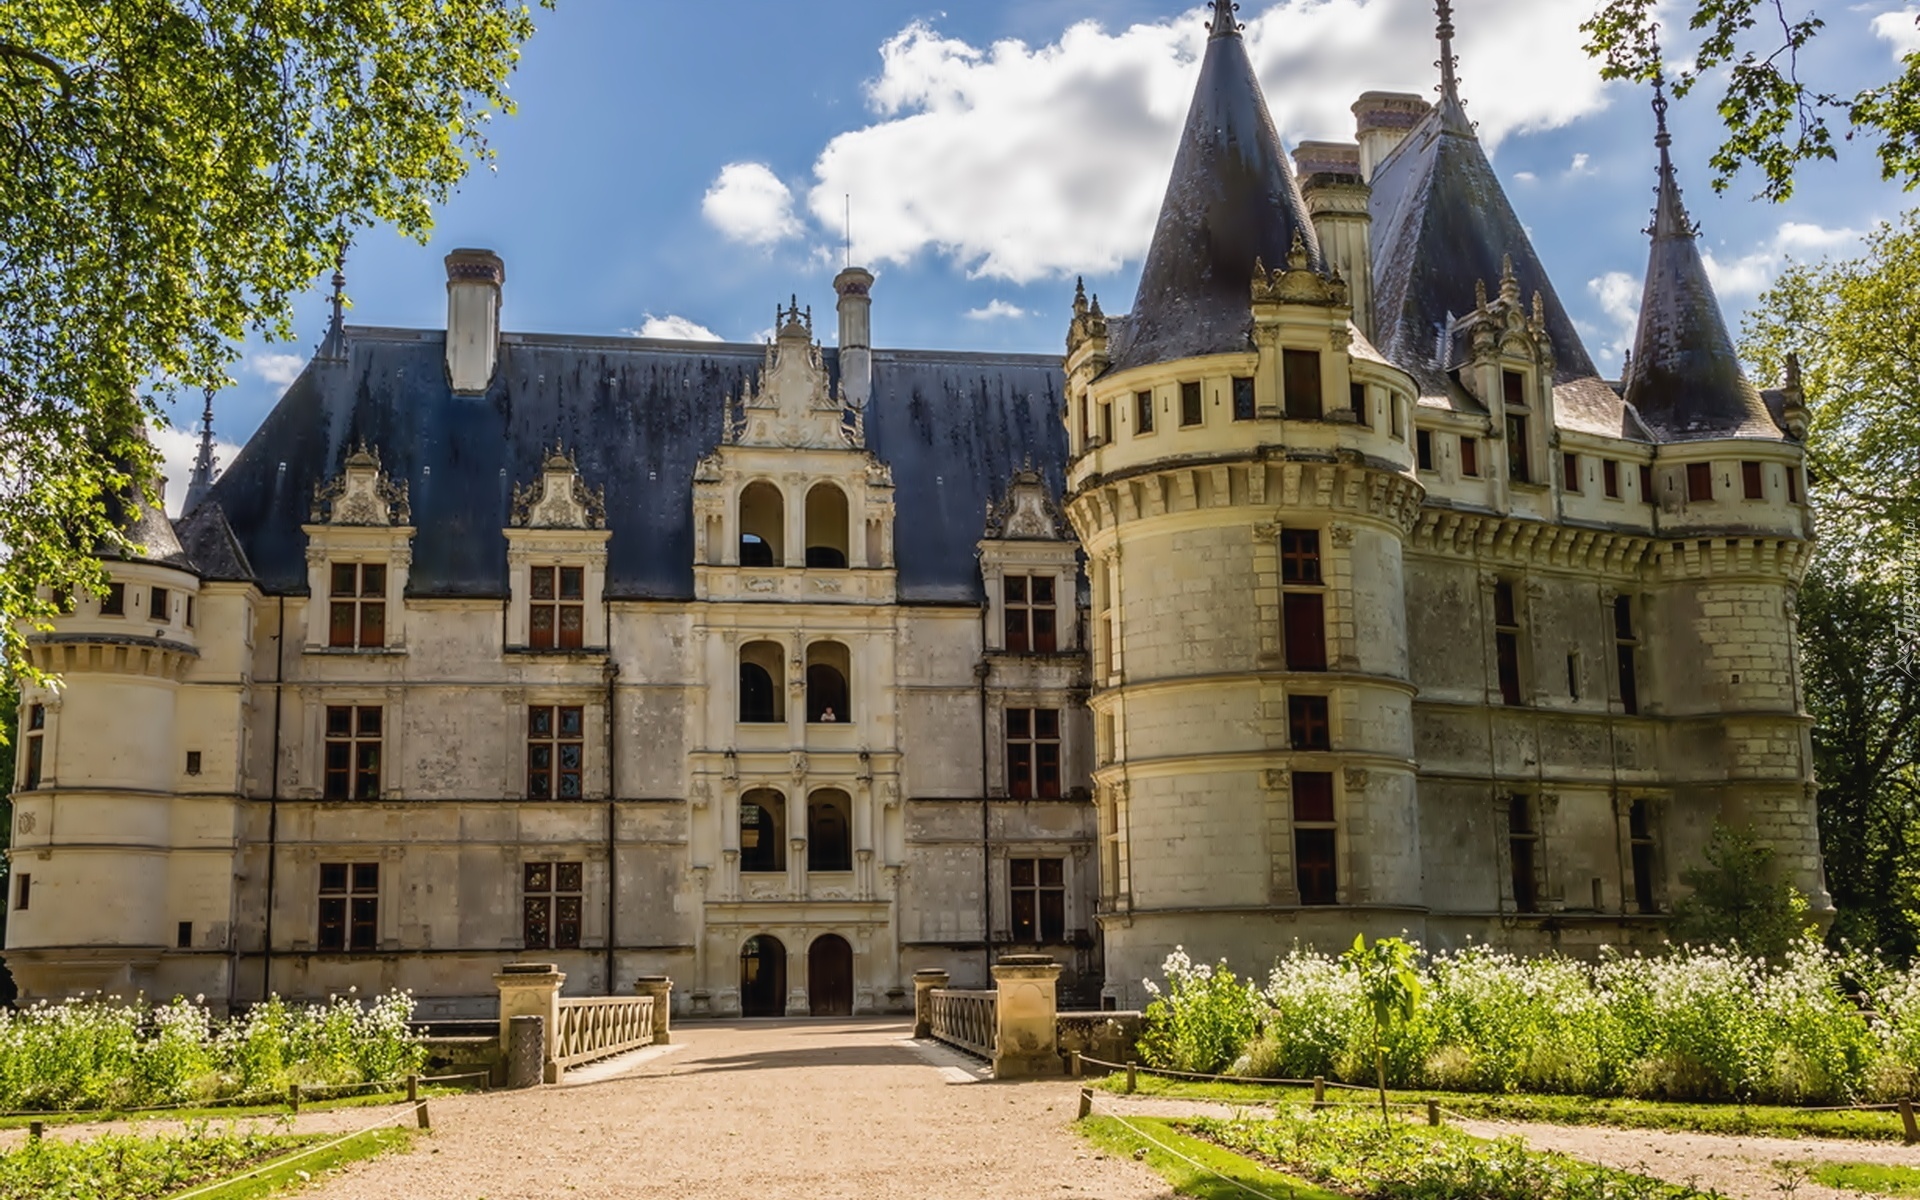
[317,252,347,361]
[1208,0,1241,39]
[1648,65,1692,240]
[1434,0,1461,105]
[183,386,219,516]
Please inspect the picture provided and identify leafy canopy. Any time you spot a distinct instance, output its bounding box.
[0,1,547,677]
[1673,824,1812,959]
[1583,1,1920,201]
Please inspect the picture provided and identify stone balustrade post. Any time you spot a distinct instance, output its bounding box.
[495,962,566,1083]
[634,976,673,1044]
[990,954,1063,1079]
[911,968,949,1039]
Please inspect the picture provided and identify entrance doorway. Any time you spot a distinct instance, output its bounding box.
[739,935,787,1017]
[808,934,854,1016]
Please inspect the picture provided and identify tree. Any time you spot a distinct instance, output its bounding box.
[1583,1,1920,201]
[1673,824,1812,958]
[1741,211,1920,959]
[0,1,549,680]
[1341,934,1420,1121]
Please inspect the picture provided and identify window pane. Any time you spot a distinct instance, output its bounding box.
[1180,381,1203,426]
[1003,575,1026,604]
[1233,376,1256,421]
[557,862,583,892]
[351,862,379,891]
[1283,349,1322,419]
[325,742,350,771]
[1031,576,1054,605]
[530,706,553,737]
[350,896,378,949]
[1292,772,1335,822]
[560,567,585,600]
[355,748,381,798]
[559,743,583,770]
[1283,592,1327,672]
[329,603,356,647]
[530,606,556,647]
[526,862,551,892]
[559,707,584,737]
[1039,889,1065,940]
[530,745,553,769]
[357,706,382,736]
[529,772,551,797]
[1005,609,1029,653]
[1039,858,1064,887]
[1506,415,1530,481]
[559,606,584,648]
[556,896,582,948]
[1493,582,1516,627]
[1011,858,1035,887]
[559,771,582,798]
[524,896,551,948]
[331,563,357,595]
[531,567,555,600]
[360,564,386,596]
[1012,891,1036,939]
[326,706,352,737]
[1281,529,1321,584]
[1296,829,1337,905]
[1035,709,1059,739]
[359,602,385,648]
[1007,743,1032,798]
[1037,744,1061,797]
[1007,708,1030,738]
[1503,370,1525,407]
[1033,609,1057,653]
[1136,390,1154,432]
[318,897,346,951]
[320,863,348,892]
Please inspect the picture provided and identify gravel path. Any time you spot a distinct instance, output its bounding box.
[286,1017,1171,1199]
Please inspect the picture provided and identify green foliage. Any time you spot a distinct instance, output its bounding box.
[0,1123,308,1200]
[1078,1115,1345,1200]
[1192,1108,1718,1200]
[1344,935,1423,1117]
[1809,1162,1920,1197]
[1581,1,1920,201]
[0,991,426,1112]
[1672,824,1813,959]
[1138,941,1918,1105]
[1741,215,1920,962]
[0,1,549,680]
[1139,949,1261,1075]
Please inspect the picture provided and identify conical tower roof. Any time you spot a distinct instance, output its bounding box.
[1110,0,1322,372]
[1622,82,1776,441]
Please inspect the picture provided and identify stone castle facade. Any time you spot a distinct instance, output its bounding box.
[7,0,1825,1014]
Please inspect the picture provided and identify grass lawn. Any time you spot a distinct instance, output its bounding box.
[1089,1071,1909,1141]
[0,1086,464,1132]
[1810,1163,1920,1197]
[1080,1114,1343,1200]
[175,1127,414,1200]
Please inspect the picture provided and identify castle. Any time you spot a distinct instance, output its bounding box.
[6,0,1826,1015]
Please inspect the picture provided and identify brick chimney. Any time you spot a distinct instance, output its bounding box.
[1351,91,1431,182]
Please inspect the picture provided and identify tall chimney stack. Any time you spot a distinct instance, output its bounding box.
[445,248,505,394]
[1291,141,1374,340]
[834,266,874,411]
[1351,91,1431,182]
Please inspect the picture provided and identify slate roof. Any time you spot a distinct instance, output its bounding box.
[1622,97,1780,442]
[200,329,1066,604]
[1109,2,1321,372]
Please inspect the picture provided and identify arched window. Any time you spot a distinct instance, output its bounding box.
[739,481,784,567]
[807,789,852,872]
[739,641,785,723]
[805,483,849,569]
[805,641,851,723]
[740,788,786,872]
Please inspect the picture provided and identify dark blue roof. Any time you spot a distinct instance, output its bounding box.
[206,329,1066,603]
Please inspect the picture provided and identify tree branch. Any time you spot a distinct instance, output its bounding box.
[0,42,73,98]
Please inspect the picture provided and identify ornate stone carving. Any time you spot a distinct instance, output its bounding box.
[727,297,860,450]
[984,463,1066,540]
[1329,523,1355,549]
[790,752,807,779]
[1250,233,1350,309]
[310,444,409,525]
[509,444,606,530]
[1343,767,1370,792]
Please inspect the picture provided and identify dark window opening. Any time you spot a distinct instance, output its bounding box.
[328,562,387,649]
[529,566,585,650]
[1280,529,1321,584]
[1006,707,1061,799]
[806,546,848,569]
[100,582,125,616]
[739,662,777,723]
[185,596,194,628]
[14,873,28,911]
[1629,800,1657,912]
[1686,462,1713,502]
[1460,437,1479,477]
[1563,452,1581,493]
[1349,382,1368,425]
[1288,695,1330,750]
[24,703,44,790]
[177,921,192,949]
[1506,415,1531,482]
[1283,592,1328,672]
[317,862,378,952]
[1508,795,1539,913]
[1742,460,1764,500]
[524,861,583,949]
[528,705,585,799]
[1639,464,1655,503]
[740,791,785,872]
[806,664,849,723]
[1180,381,1203,427]
[149,586,170,621]
[1010,857,1066,941]
[1233,376,1257,421]
[808,792,853,871]
[1135,389,1154,433]
[1494,581,1523,706]
[1603,459,1620,498]
[1567,653,1580,701]
[1293,771,1336,905]
[739,533,775,567]
[1502,370,1526,408]
[1615,595,1640,715]
[186,751,202,776]
[1416,429,1434,471]
[1283,349,1322,419]
[1004,574,1058,653]
[1099,401,1113,444]
[1787,466,1801,504]
[322,705,382,799]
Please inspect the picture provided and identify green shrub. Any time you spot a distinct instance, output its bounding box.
[1140,949,1262,1074]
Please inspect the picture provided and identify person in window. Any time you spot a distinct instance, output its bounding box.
[819,706,837,723]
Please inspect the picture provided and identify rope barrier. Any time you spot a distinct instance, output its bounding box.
[1083,1090,1291,1200]
[162,1102,430,1200]
[1076,1056,1372,1091]
[0,1069,490,1121]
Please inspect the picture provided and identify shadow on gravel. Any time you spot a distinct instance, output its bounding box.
[678,1043,929,1074]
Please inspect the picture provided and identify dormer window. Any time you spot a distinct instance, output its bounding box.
[1503,370,1526,408]
[1505,415,1531,483]
[1004,574,1058,653]
[529,566,584,649]
[328,563,386,649]
[1283,350,1321,419]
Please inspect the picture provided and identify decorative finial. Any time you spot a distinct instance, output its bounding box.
[1434,0,1460,104]
[1287,228,1309,271]
[184,386,219,515]
[1073,276,1088,319]
[1208,0,1241,38]
[318,249,347,361]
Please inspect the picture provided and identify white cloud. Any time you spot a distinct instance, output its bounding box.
[1703,220,1865,299]
[1566,152,1594,176]
[1512,170,1538,184]
[628,314,723,341]
[728,0,1615,283]
[1873,7,1920,57]
[1587,270,1642,367]
[964,299,1028,321]
[247,353,306,387]
[152,424,245,517]
[702,162,804,246]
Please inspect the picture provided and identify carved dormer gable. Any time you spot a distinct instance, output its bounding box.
[311,443,410,526]
[726,297,860,451]
[1449,255,1554,377]
[511,444,607,530]
[1250,233,1350,310]
[984,463,1066,541]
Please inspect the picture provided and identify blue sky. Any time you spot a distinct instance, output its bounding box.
[168,0,1920,500]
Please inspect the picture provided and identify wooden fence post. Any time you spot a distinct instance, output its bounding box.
[415,1100,431,1130]
[27,1122,43,1142]
[1427,1099,1441,1127]
[1126,1061,1137,1094]
[288,1083,301,1113]
[1070,1050,1082,1078]
[1900,1097,1918,1145]
[1312,1076,1325,1108]
[406,1074,419,1103]
[1078,1088,1093,1120]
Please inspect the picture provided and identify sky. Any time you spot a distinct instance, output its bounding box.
[166,0,1920,506]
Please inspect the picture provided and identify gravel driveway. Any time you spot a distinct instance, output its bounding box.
[294,1017,1170,1199]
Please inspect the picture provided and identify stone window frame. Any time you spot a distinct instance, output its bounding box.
[987,691,1080,800]
[20,699,47,790]
[1622,795,1665,914]
[316,861,381,954]
[322,703,386,801]
[522,860,585,950]
[299,689,403,800]
[302,530,412,654]
[1290,769,1339,906]
[992,844,1082,944]
[980,552,1080,655]
[505,534,609,652]
[510,690,606,801]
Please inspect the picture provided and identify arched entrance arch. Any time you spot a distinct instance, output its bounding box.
[808,933,854,1016]
[739,934,787,1017]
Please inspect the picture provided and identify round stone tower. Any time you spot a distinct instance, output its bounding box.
[1066,1,1426,1006]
